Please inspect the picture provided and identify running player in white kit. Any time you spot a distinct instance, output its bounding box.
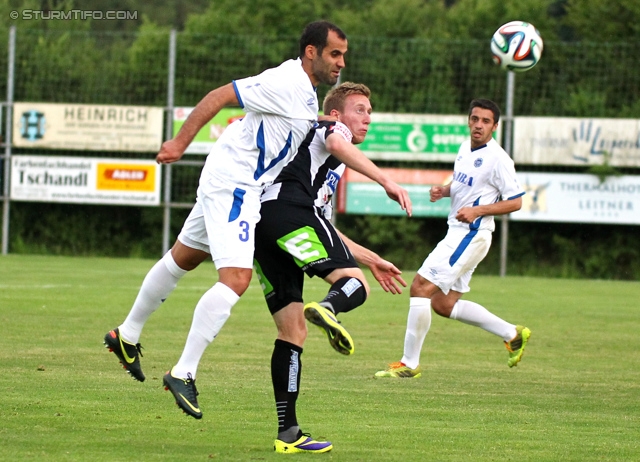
[375,98,531,379]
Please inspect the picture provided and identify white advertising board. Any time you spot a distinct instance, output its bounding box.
[513,117,640,167]
[13,103,164,152]
[11,155,161,206]
[512,172,640,224]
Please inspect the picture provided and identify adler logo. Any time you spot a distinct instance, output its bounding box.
[104,169,147,181]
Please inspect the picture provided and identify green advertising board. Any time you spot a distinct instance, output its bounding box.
[173,107,245,154]
[359,114,500,162]
[344,183,451,217]
[339,168,453,217]
[173,111,500,159]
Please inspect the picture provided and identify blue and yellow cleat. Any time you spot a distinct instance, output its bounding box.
[274,434,333,454]
[304,302,354,355]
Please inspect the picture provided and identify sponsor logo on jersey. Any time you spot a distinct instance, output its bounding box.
[325,169,341,193]
[452,170,474,187]
[277,226,329,266]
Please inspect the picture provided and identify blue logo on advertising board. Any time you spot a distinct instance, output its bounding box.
[20,110,46,141]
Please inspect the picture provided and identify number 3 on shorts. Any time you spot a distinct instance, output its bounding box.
[239,220,250,242]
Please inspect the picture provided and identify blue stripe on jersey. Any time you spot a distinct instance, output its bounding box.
[254,122,293,180]
[232,81,244,108]
[469,196,482,230]
[450,197,482,266]
[507,191,526,200]
[449,229,478,267]
[228,187,246,222]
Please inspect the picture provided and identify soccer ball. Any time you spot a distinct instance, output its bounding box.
[490,21,543,72]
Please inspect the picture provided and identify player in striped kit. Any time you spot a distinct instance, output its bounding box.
[376,98,531,379]
[254,82,411,453]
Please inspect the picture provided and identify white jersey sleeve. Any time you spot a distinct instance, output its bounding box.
[491,153,524,200]
[233,58,318,120]
[204,58,318,186]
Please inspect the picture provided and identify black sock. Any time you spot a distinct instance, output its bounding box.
[272,339,303,442]
[320,277,367,315]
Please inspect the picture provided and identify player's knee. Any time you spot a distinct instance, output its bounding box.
[321,269,368,310]
[410,274,439,298]
[431,298,454,318]
[410,274,428,296]
[347,270,369,295]
[276,314,307,346]
[171,241,208,271]
[218,268,252,296]
[277,330,306,346]
[343,276,367,307]
[287,324,307,346]
[361,277,371,298]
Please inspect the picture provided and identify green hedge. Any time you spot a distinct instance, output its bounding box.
[10,202,639,280]
[337,215,640,280]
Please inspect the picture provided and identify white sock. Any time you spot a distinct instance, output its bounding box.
[119,251,187,344]
[449,300,516,341]
[172,282,240,379]
[400,297,432,369]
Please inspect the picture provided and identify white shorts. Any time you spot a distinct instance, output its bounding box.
[417,227,492,295]
[178,176,261,270]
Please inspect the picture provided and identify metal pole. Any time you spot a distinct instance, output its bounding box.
[499,70,515,277]
[161,29,177,255]
[2,26,16,255]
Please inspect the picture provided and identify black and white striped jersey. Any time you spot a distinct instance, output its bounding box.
[261,120,352,216]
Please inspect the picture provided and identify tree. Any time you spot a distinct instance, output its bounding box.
[562,0,640,42]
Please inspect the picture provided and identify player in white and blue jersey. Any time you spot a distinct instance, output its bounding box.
[104,22,349,450]
[376,99,532,379]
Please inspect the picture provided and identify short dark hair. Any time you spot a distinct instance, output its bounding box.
[299,21,346,58]
[469,98,501,124]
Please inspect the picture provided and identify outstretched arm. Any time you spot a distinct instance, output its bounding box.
[157,83,238,164]
[326,134,412,217]
[336,229,407,294]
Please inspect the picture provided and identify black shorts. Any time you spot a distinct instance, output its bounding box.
[254,199,358,314]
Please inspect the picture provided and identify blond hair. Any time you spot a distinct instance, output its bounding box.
[323,82,371,114]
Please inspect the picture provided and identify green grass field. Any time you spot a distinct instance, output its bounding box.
[1,254,639,461]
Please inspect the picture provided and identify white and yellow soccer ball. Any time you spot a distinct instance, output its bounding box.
[491,21,544,72]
